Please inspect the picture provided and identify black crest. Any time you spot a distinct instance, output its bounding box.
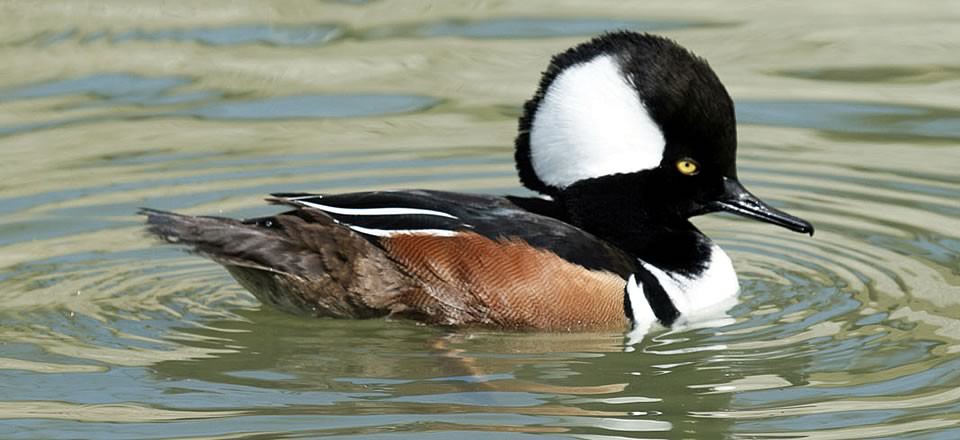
[514,31,737,196]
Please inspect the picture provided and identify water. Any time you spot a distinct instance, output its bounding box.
[1,1,958,438]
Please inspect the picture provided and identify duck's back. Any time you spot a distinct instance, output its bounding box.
[143,191,635,330]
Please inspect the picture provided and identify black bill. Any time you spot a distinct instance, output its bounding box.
[709,178,814,236]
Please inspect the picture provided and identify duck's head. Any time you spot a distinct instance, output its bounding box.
[515,31,813,235]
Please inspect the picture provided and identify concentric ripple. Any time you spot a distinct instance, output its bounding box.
[1,2,959,439]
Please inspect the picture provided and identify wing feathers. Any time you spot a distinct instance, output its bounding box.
[269,193,468,238]
[142,190,634,330]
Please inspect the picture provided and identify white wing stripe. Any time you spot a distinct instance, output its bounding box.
[346,225,460,237]
[297,200,459,219]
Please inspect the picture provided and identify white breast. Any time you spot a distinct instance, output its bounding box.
[627,245,740,333]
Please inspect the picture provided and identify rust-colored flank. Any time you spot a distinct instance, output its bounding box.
[383,232,629,331]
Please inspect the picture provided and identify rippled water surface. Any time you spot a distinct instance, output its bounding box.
[2,1,959,438]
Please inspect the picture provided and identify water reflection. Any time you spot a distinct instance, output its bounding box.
[364,17,707,40]
[739,100,960,140]
[0,73,438,136]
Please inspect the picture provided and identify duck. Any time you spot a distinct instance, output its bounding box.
[142,31,813,333]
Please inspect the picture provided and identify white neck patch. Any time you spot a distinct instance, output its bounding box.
[529,54,666,189]
[623,245,741,346]
[634,245,740,326]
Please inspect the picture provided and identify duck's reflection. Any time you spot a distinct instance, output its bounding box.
[150,307,747,436]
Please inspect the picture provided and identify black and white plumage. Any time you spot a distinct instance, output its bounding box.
[142,31,814,334]
[256,191,638,277]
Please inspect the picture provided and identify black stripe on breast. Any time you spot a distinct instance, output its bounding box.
[629,266,680,327]
[623,284,635,323]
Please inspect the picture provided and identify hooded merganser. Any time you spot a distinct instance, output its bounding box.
[143,31,813,333]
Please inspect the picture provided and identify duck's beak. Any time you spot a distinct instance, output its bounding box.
[708,177,814,236]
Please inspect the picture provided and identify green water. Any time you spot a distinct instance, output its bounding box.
[1,1,959,438]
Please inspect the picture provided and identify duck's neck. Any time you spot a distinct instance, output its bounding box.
[557,186,740,327]
[557,187,713,276]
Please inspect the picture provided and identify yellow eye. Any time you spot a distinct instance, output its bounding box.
[676,159,700,176]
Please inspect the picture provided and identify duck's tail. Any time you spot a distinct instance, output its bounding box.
[139,208,410,318]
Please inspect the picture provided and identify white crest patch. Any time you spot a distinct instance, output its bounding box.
[530,54,666,188]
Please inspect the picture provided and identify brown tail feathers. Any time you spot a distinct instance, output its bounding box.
[140,208,412,318]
